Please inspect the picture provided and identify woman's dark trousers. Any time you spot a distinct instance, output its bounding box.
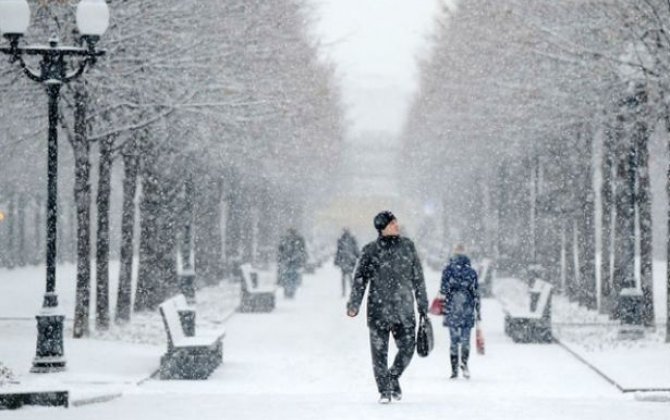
[449,326,472,371]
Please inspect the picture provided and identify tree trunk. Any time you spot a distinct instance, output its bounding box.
[667,131,670,340]
[442,195,452,256]
[666,111,670,341]
[156,181,179,299]
[560,226,566,292]
[68,201,76,263]
[471,175,486,259]
[600,121,615,315]
[0,193,8,268]
[612,113,636,319]
[565,218,577,300]
[17,193,25,267]
[240,184,255,264]
[496,164,512,275]
[578,128,597,310]
[519,160,534,273]
[95,136,114,330]
[561,131,579,299]
[255,188,275,266]
[135,147,160,312]
[115,150,139,323]
[181,175,194,271]
[537,152,562,289]
[134,137,180,310]
[482,181,495,258]
[635,119,654,326]
[5,193,15,268]
[194,171,224,285]
[33,196,43,265]
[530,156,539,266]
[224,169,243,274]
[72,83,92,339]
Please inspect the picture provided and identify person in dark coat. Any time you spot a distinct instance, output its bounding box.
[334,228,360,297]
[439,244,480,379]
[347,211,429,404]
[277,228,307,298]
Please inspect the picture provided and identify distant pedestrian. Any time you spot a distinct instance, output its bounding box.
[277,228,307,299]
[439,244,480,379]
[334,228,360,297]
[347,211,429,404]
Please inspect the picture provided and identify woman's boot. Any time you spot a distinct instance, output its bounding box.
[461,348,470,379]
[449,354,459,379]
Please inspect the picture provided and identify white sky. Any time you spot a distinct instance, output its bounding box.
[309,0,443,139]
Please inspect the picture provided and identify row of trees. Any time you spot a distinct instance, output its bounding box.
[400,0,669,338]
[0,1,344,336]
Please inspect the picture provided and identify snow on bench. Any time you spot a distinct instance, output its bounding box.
[503,278,553,343]
[158,294,225,379]
[237,263,277,313]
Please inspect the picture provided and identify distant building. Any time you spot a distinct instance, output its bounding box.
[314,131,422,243]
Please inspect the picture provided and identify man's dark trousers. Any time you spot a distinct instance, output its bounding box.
[369,321,416,393]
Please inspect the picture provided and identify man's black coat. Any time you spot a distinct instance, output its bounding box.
[347,235,429,328]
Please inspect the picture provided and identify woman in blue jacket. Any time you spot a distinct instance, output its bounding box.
[439,244,480,379]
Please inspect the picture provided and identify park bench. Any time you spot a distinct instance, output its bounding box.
[503,278,553,343]
[158,294,225,380]
[477,258,494,298]
[0,389,68,409]
[237,263,277,312]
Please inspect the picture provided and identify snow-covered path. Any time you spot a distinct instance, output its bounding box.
[6,264,669,419]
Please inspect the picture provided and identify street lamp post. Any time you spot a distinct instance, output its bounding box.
[0,0,109,373]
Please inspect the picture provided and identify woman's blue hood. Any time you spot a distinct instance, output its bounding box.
[449,254,471,267]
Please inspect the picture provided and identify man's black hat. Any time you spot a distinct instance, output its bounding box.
[373,210,396,232]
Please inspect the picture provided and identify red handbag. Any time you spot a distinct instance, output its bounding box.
[429,297,445,316]
[476,324,485,355]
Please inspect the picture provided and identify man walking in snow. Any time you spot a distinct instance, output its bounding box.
[347,211,429,404]
[334,228,360,297]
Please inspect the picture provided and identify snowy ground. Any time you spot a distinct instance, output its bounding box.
[1,262,669,419]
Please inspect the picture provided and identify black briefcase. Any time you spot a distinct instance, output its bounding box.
[416,314,434,357]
